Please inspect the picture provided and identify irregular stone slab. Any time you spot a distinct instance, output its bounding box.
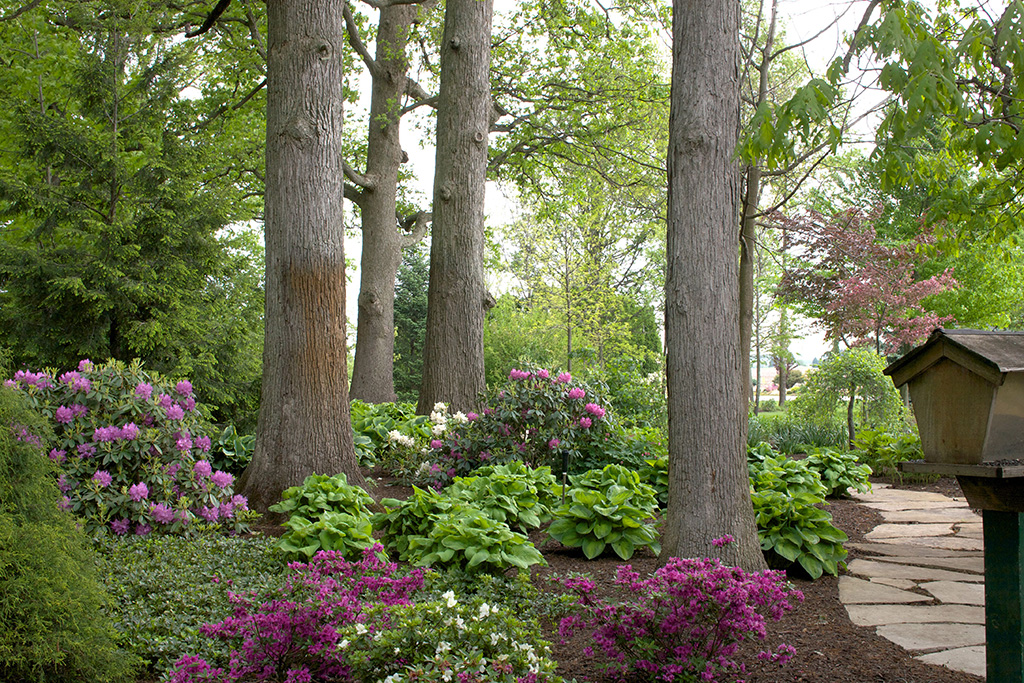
[866,523,955,539]
[863,500,970,512]
[956,522,983,538]
[921,580,986,606]
[845,603,985,626]
[853,489,961,504]
[871,554,985,575]
[916,646,986,678]
[881,508,981,524]
[871,535,984,552]
[848,559,984,583]
[848,542,983,558]
[876,622,985,652]
[871,577,918,590]
[839,576,932,604]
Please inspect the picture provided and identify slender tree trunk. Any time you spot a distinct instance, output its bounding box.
[663,0,766,571]
[847,387,856,449]
[350,5,427,404]
[240,0,362,512]
[417,0,493,414]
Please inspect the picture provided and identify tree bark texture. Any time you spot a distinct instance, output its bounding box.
[662,0,766,571]
[416,0,492,414]
[349,4,423,404]
[240,0,363,512]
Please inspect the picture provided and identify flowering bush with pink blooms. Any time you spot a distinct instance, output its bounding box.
[559,544,803,682]
[5,358,250,535]
[421,368,614,487]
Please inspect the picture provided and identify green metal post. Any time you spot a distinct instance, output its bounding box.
[983,509,1024,683]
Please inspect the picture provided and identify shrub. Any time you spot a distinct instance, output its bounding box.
[422,368,613,486]
[0,385,140,683]
[338,591,562,683]
[547,464,660,560]
[208,424,255,475]
[6,359,250,535]
[805,447,872,497]
[269,472,379,561]
[96,532,285,678]
[351,399,436,470]
[854,428,923,482]
[165,546,427,683]
[559,549,802,683]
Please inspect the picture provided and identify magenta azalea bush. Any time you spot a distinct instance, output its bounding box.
[423,368,612,487]
[559,545,802,682]
[5,358,249,535]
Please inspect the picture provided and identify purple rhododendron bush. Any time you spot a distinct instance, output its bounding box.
[6,358,249,535]
[559,540,803,683]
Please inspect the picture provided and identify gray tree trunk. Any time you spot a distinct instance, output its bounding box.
[349,5,427,404]
[240,0,363,513]
[662,0,766,571]
[417,0,492,414]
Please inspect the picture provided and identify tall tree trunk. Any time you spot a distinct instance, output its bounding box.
[417,0,493,414]
[350,4,429,404]
[662,0,766,571]
[240,0,362,512]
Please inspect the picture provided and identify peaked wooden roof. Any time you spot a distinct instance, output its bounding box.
[884,328,1024,387]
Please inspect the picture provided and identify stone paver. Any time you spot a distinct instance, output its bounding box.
[917,646,987,678]
[845,603,985,626]
[920,580,986,606]
[865,522,956,539]
[876,623,986,651]
[841,485,989,678]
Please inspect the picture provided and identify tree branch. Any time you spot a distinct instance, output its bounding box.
[0,0,43,21]
[186,0,233,37]
[344,160,377,190]
[192,78,267,131]
[343,0,381,77]
[399,210,431,248]
[344,183,366,208]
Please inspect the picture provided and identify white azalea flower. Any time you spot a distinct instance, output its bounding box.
[478,603,491,619]
[432,424,446,436]
[437,640,452,654]
[443,590,457,608]
[355,623,368,635]
[451,411,468,424]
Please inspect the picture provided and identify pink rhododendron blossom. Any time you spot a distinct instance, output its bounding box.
[537,369,550,379]
[579,417,592,429]
[176,434,194,452]
[110,518,130,535]
[59,371,80,385]
[567,387,585,400]
[77,443,95,458]
[231,494,248,511]
[430,439,443,449]
[71,404,88,418]
[193,460,213,478]
[129,482,149,502]
[184,397,196,412]
[197,506,220,522]
[548,438,560,450]
[584,403,605,418]
[150,503,176,524]
[466,411,478,421]
[211,470,234,488]
[158,393,173,409]
[508,368,531,380]
[3,379,16,389]
[175,380,193,396]
[135,382,153,400]
[135,523,152,536]
[195,435,211,452]
[48,448,66,463]
[78,358,93,372]
[166,404,185,420]
[92,470,112,488]
[59,496,71,511]
[121,422,140,440]
[55,405,74,423]
[557,372,572,383]
[71,377,91,393]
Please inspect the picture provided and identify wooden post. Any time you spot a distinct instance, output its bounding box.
[984,509,1024,683]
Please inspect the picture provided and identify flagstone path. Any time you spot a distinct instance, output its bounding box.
[841,484,986,678]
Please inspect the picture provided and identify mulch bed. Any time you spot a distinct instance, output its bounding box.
[368,473,984,683]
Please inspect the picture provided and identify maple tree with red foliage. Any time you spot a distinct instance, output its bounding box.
[775,206,958,354]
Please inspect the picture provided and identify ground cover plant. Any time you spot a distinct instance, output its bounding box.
[6,359,250,536]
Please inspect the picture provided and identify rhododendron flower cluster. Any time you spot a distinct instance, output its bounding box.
[6,358,248,536]
[423,367,612,487]
[559,546,802,682]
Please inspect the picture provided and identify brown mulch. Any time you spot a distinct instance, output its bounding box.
[367,473,983,683]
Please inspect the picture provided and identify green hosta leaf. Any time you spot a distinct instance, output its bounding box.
[610,538,635,560]
[467,548,490,568]
[582,538,606,560]
[773,537,801,562]
[798,553,824,580]
[593,520,613,539]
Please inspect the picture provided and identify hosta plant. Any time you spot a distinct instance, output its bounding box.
[269,473,378,560]
[637,453,668,508]
[6,359,249,535]
[805,447,872,497]
[446,462,559,532]
[748,453,827,499]
[406,507,546,573]
[752,488,848,579]
[373,486,471,562]
[547,464,660,560]
[853,428,923,482]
